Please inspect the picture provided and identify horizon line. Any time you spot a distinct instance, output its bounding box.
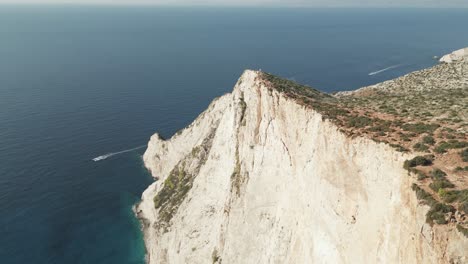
[1,3,468,8]
[0,3,468,9]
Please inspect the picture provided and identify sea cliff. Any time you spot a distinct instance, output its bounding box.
[137,49,468,263]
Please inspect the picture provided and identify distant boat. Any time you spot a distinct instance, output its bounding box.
[92,145,146,162]
[92,155,108,162]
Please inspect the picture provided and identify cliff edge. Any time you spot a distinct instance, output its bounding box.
[440,48,468,63]
[137,48,468,264]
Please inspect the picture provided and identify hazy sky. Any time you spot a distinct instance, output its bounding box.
[2,0,468,7]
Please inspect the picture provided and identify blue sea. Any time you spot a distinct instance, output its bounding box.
[1,6,468,264]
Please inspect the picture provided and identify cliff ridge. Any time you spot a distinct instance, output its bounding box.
[137,48,468,263]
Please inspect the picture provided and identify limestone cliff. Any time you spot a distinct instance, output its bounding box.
[137,51,468,263]
[440,48,468,63]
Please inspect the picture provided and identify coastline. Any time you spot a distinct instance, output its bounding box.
[133,203,150,264]
[134,49,468,263]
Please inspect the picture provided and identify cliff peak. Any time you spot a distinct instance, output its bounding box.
[138,48,468,264]
[235,69,333,102]
[440,47,468,63]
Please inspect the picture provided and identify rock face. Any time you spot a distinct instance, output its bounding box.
[137,68,467,263]
[440,47,468,63]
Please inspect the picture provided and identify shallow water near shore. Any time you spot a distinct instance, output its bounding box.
[1,6,468,264]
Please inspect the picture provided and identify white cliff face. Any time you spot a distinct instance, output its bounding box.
[440,47,468,63]
[137,70,468,264]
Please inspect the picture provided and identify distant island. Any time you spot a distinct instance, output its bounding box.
[136,48,468,264]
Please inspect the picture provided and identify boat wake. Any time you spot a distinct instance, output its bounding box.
[369,64,403,76]
[92,145,146,161]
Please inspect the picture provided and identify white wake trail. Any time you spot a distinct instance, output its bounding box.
[92,145,146,161]
[368,64,403,76]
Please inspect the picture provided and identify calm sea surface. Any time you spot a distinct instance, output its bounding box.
[1,6,468,264]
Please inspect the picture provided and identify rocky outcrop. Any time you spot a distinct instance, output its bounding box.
[137,67,468,263]
[440,47,468,63]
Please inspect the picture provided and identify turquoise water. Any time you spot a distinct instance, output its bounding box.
[1,6,468,264]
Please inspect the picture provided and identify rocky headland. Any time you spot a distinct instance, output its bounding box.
[136,48,468,264]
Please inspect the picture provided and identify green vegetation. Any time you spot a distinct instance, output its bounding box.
[422,135,435,145]
[153,164,193,227]
[430,168,447,179]
[440,189,468,203]
[413,142,429,152]
[434,140,468,153]
[461,148,468,162]
[261,72,334,102]
[389,143,409,152]
[412,183,455,225]
[367,120,392,133]
[261,72,361,124]
[426,203,455,225]
[403,156,433,170]
[348,116,372,128]
[417,171,428,180]
[412,183,437,204]
[428,168,454,192]
[153,129,217,231]
[401,122,440,134]
[439,189,456,203]
[455,166,468,172]
[445,190,468,214]
[429,179,455,192]
[436,188,468,215]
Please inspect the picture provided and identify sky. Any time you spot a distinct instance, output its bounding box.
[1,0,468,7]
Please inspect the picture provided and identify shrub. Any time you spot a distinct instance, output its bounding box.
[446,134,456,139]
[417,172,428,180]
[456,190,468,214]
[438,189,468,213]
[422,135,435,145]
[412,179,455,226]
[426,203,455,225]
[438,188,447,198]
[390,143,409,152]
[413,143,429,152]
[348,116,372,128]
[262,72,332,101]
[412,184,437,206]
[402,122,440,134]
[368,120,392,132]
[429,179,454,191]
[403,156,433,170]
[401,135,412,142]
[448,140,467,148]
[434,145,447,153]
[454,166,468,172]
[461,148,468,162]
[441,190,462,203]
[430,168,447,179]
[411,169,428,180]
[435,140,468,153]
[442,127,455,133]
